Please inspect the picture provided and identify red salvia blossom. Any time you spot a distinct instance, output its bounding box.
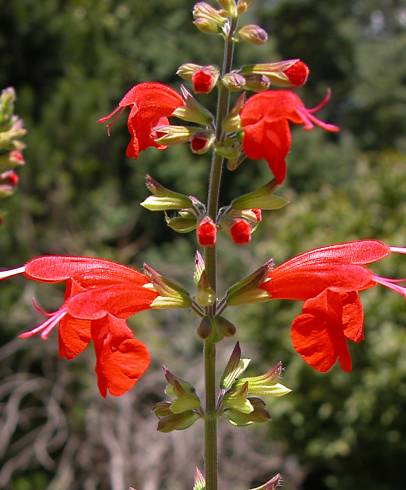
[230,218,252,245]
[192,68,216,94]
[283,60,309,87]
[98,82,184,159]
[259,240,406,372]
[197,217,217,247]
[0,256,159,396]
[241,89,339,184]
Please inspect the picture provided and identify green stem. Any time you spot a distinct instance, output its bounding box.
[203,20,237,490]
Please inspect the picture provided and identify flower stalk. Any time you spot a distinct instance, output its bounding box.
[203,16,238,490]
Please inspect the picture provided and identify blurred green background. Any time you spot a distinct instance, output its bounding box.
[0,0,405,489]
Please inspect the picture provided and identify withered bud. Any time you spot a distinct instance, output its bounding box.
[237,24,268,45]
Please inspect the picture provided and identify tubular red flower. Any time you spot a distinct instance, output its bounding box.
[241,89,339,184]
[283,60,309,87]
[98,82,184,159]
[0,256,159,396]
[258,240,406,372]
[192,68,215,94]
[230,218,252,245]
[197,217,217,247]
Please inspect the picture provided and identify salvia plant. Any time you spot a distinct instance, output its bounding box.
[1,1,405,488]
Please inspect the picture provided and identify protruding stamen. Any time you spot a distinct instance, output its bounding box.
[308,88,332,113]
[18,308,67,340]
[389,246,406,255]
[373,275,406,298]
[0,266,26,280]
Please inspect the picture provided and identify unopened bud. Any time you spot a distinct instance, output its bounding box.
[190,132,215,155]
[237,24,268,45]
[222,72,246,92]
[241,59,309,87]
[0,150,25,171]
[250,474,282,490]
[141,177,193,211]
[0,170,19,188]
[217,0,238,18]
[0,87,16,131]
[193,467,206,490]
[243,74,271,92]
[193,2,227,34]
[197,216,217,247]
[192,67,219,94]
[252,208,262,221]
[237,0,255,15]
[230,218,251,245]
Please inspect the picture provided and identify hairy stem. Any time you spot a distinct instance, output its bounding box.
[203,20,237,490]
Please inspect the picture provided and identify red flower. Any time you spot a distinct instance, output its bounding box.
[0,256,159,396]
[192,68,216,94]
[197,217,217,247]
[98,82,184,159]
[230,218,252,245]
[241,89,339,184]
[259,240,406,372]
[283,60,309,87]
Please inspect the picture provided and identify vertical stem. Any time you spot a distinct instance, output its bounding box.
[203,19,237,490]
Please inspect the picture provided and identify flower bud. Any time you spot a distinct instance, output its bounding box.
[197,216,217,247]
[250,473,282,490]
[230,218,252,245]
[237,0,255,15]
[0,87,16,131]
[193,2,227,34]
[0,170,19,188]
[192,67,219,94]
[193,468,206,490]
[252,208,262,221]
[243,74,271,92]
[217,0,238,18]
[190,132,215,155]
[237,24,268,45]
[241,59,309,87]
[173,85,214,125]
[222,72,246,92]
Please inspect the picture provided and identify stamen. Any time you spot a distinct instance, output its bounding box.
[308,88,332,114]
[389,246,406,255]
[18,308,68,340]
[306,112,340,133]
[32,297,55,317]
[296,108,314,131]
[373,275,406,299]
[0,266,26,280]
[97,107,125,136]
